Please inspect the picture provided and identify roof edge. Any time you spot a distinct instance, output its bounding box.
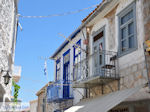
[50,0,110,59]
[36,82,53,96]
[50,28,81,59]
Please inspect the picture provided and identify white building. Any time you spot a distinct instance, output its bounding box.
[0,0,21,103]
[49,0,150,112]
[47,29,85,111]
[30,100,38,112]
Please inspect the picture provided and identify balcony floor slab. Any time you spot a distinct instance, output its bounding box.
[73,75,120,88]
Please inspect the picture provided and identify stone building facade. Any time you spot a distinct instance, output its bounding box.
[36,82,60,112]
[0,0,20,103]
[143,0,150,87]
[80,0,150,111]
[36,83,49,112]
[52,0,150,112]
[30,100,38,112]
[37,82,73,112]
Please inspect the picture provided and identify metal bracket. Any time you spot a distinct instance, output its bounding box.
[73,88,84,98]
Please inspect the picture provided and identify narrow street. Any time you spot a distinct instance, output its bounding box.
[0,0,150,112]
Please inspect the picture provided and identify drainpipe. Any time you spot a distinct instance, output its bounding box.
[143,43,150,90]
[85,27,89,98]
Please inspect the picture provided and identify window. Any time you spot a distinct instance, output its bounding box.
[74,40,81,64]
[64,53,70,63]
[118,2,137,56]
[73,40,81,80]
[56,59,60,81]
[93,31,104,42]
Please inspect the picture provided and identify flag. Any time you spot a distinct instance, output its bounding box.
[100,43,103,51]
[44,60,47,76]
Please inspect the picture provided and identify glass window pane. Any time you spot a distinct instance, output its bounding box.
[121,27,127,39]
[94,57,98,67]
[121,40,127,52]
[78,48,81,53]
[57,63,60,69]
[99,55,102,65]
[128,10,133,20]
[121,15,128,25]
[64,54,70,63]
[94,46,97,53]
[75,57,77,64]
[57,70,60,80]
[128,22,134,35]
[75,48,79,55]
[129,36,134,48]
[99,43,103,51]
[121,10,133,25]
[78,55,81,62]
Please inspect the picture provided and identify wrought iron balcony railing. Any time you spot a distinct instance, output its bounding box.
[47,80,73,103]
[73,50,119,82]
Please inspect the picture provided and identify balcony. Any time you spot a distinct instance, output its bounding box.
[73,50,120,88]
[12,66,21,83]
[47,80,73,103]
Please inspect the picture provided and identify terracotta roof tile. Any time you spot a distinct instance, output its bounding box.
[82,0,105,23]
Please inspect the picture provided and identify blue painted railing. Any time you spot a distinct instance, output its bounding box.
[47,80,73,103]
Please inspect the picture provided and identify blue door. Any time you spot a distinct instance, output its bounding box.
[63,50,70,98]
[93,29,105,76]
[63,62,70,98]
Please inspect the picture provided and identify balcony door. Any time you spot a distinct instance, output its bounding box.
[93,29,105,76]
[63,50,70,98]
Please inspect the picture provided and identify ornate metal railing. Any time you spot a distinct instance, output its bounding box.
[73,50,119,81]
[47,80,73,103]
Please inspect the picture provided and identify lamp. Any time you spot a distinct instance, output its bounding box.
[3,71,11,86]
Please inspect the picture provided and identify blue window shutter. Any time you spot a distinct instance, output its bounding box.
[118,2,137,57]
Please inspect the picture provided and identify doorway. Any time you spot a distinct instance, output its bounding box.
[63,50,70,98]
[93,28,105,76]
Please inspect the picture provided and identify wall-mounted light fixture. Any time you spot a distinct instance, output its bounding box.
[1,70,11,86]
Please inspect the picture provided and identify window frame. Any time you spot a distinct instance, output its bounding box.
[118,2,137,57]
[56,58,61,81]
[73,39,81,80]
[73,39,81,65]
[63,49,70,81]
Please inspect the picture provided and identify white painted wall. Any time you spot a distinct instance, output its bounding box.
[0,0,19,102]
[30,100,38,112]
[53,28,86,105]
[52,0,146,106]
[87,0,145,79]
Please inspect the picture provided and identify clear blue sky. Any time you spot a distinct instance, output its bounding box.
[15,0,102,102]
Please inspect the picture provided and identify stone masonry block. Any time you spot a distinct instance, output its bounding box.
[131,65,138,73]
[142,68,148,79]
[134,71,142,78]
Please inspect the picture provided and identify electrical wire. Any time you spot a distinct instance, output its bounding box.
[18,4,98,18]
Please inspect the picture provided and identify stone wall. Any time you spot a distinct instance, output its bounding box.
[104,5,118,51]
[90,81,118,98]
[30,100,38,112]
[88,0,148,98]
[37,92,45,112]
[120,61,148,90]
[143,0,150,41]
[46,99,73,112]
[0,0,14,68]
[0,0,17,102]
[59,99,73,111]
[143,0,150,85]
